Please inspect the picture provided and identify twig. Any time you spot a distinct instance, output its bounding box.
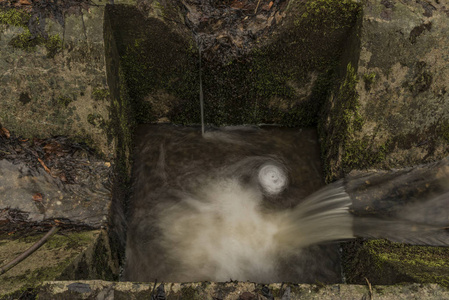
[0,226,59,275]
[254,0,262,14]
[150,279,158,298]
[37,157,51,174]
[365,277,373,300]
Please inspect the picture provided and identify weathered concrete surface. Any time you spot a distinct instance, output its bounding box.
[0,1,111,157]
[320,0,449,181]
[0,230,118,297]
[0,0,136,158]
[34,281,449,300]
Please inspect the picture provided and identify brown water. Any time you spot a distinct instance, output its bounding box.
[124,125,353,283]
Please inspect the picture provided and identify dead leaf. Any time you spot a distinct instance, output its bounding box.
[33,193,43,202]
[33,138,45,146]
[230,0,245,9]
[0,126,10,138]
[59,173,67,182]
[262,1,273,11]
[19,0,31,5]
[37,157,52,174]
[43,142,62,154]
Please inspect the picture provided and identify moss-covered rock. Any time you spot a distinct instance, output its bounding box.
[343,239,449,288]
[0,230,114,297]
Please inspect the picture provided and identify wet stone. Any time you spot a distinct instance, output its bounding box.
[0,135,112,228]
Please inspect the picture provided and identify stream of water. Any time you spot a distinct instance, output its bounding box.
[199,46,205,136]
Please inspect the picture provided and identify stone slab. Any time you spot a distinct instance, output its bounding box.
[34,281,449,300]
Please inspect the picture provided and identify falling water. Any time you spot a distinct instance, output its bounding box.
[199,44,205,135]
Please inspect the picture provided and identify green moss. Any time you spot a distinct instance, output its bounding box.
[343,138,390,171]
[319,60,392,181]
[120,30,197,124]
[45,34,63,58]
[153,1,167,18]
[92,88,110,101]
[363,72,377,91]
[8,30,62,56]
[320,62,361,180]
[87,113,106,128]
[1,8,62,56]
[0,231,97,296]
[8,30,42,51]
[295,0,361,31]
[44,232,93,250]
[0,287,37,300]
[344,239,449,288]
[0,8,30,28]
[113,3,361,128]
[180,286,199,300]
[439,120,449,143]
[58,95,73,107]
[92,236,116,281]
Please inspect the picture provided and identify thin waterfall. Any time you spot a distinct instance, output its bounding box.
[199,45,205,135]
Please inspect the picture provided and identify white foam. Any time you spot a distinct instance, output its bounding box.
[258,164,288,195]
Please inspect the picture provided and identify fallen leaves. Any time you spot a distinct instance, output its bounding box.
[32,193,43,202]
[261,1,274,11]
[183,0,286,64]
[230,0,247,9]
[43,141,64,157]
[0,125,10,139]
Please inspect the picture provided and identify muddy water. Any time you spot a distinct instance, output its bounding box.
[124,125,350,283]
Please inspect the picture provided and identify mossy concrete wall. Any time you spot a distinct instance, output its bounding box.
[342,158,449,288]
[343,239,449,289]
[111,0,361,128]
[0,229,118,298]
[320,0,449,181]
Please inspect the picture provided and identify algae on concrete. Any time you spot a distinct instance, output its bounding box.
[320,0,449,181]
[0,2,112,158]
[107,1,361,128]
[0,230,102,297]
[343,239,449,289]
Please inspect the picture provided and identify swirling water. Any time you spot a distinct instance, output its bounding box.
[124,125,352,283]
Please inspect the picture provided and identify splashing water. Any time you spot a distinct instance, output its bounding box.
[124,125,449,283]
